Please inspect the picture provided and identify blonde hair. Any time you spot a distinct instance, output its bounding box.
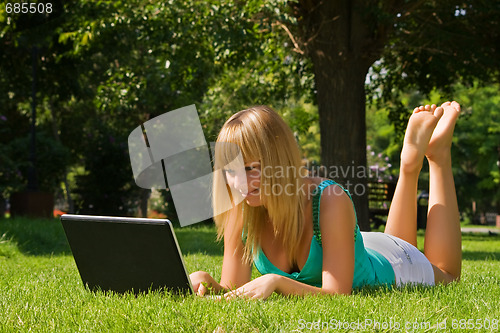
[212,105,307,266]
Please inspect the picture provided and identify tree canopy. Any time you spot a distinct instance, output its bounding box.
[1,0,499,221]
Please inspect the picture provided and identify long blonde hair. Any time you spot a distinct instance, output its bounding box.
[212,105,307,266]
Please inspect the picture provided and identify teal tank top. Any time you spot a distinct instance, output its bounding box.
[253,179,395,289]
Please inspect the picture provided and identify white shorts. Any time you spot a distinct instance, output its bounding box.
[361,232,435,286]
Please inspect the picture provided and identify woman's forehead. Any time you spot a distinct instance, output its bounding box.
[244,160,260,166]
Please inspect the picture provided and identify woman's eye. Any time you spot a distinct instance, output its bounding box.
[245,165,261,174]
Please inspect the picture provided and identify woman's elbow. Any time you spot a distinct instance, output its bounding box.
[321,286,352,296]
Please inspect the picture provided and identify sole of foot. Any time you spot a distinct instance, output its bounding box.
[425,101,461,162]
[400,104,444,174]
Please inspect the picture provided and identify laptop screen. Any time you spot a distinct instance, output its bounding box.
[61,214,193,295]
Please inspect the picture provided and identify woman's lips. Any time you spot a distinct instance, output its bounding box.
[240,188,259,198]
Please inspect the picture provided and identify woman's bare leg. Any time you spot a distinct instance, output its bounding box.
[424,101,462,283]
[385,105,443,246]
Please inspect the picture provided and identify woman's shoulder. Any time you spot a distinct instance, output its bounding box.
[304,177,350,201]
[303,176,328,196]
[309,178,356,232]
[305,176,328,186]
[306,177,352,214]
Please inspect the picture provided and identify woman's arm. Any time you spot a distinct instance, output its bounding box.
[317,185,356,295]
[224,273,326,299]
[225,185,356,299]
[219,206,252,290]
[191,207,252,296]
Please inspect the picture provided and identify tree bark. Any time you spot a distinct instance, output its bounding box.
[313,60,371,230]
[49,99,75,213]
[139,188,151,218]
[294,0,391,230]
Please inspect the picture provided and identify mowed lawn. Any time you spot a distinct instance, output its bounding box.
[0,218,499,332]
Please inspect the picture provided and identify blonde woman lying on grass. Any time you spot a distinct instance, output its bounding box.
[190,102,462,299]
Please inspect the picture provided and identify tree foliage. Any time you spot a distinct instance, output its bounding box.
[1,0,313,216]
[368,0,500,137]
[1,0,499,219]
[287,0,500,228]
[452,83,500,215]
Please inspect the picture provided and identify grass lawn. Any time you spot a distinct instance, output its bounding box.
[0,218,499,332]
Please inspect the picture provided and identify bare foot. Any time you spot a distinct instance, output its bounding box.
[400,104,444,174]
[425,101,461,163]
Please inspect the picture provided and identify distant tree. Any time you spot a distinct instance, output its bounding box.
[1,0,304,217]
[0,0,72,201]
[3,1,499,223]
[451,83,500,216]
[366,83,500,219]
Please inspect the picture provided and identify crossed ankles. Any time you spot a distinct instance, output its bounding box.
[400,101,460,174]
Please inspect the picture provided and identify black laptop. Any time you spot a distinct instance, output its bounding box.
[60,214,193,295]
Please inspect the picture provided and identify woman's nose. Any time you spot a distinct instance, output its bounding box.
[232,170,248,193]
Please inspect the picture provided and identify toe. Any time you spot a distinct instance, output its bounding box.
[451,101,461,112]
[434,106,444,120]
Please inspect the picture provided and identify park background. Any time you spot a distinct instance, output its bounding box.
[1,1,500,332]
[1,0,499,227]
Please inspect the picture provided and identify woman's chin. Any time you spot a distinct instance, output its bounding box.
[244,191,262,206]
[245,198,262,207]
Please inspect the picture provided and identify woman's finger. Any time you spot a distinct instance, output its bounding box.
[197,283,207,296]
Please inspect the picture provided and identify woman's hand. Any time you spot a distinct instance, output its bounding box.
[224,274,280,300]
[190,271,222,296]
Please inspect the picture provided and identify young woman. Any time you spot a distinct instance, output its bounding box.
[190,102,462,299]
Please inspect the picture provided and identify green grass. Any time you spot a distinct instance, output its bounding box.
[0,218,499,332]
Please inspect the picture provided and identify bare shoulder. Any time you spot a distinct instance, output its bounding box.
[306,177,353,210]
[311,178,356,230]
[321,183,353,206]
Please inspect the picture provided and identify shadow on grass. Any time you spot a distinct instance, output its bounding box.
[352,283,437,297]
[0,218,497,260]
[0,217,71,256]
[462,234,500,241]
[0,217,223,257]
[174,225,223,256]
[462,234,500,261]
[463,251,499,261]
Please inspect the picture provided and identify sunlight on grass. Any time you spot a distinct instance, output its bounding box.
[0,218,499,332]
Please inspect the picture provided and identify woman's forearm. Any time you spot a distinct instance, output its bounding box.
[274,275,350,296]
[221,274,352,299]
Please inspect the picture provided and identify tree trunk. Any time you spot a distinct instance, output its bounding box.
[139,189,151,218]
[313,61,371,230]
[49,99,75,213]
[294,0,390,230]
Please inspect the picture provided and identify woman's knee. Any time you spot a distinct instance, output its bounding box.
[432,264,460,284]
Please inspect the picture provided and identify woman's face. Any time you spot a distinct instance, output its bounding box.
[224,161,262,207]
